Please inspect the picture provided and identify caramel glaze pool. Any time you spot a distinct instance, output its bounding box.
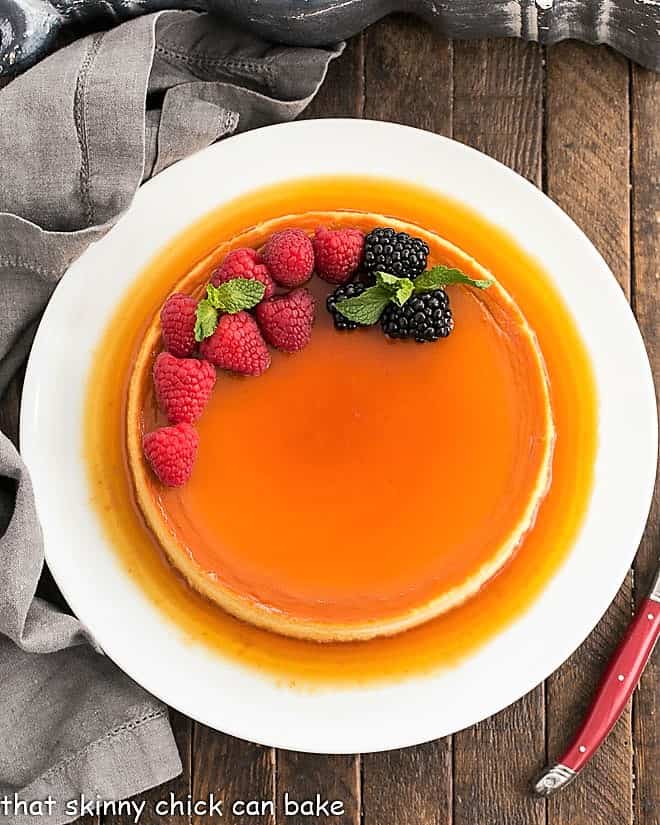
[85,177,597,685]
[127,212,555,643]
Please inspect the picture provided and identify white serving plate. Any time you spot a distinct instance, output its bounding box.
[20,120,657,754]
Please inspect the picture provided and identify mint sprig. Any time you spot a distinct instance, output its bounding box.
[335,265,491,326]
[207,279,265,314]
[376,272,414,307]
[194,299,219,341]
[414,265,492,292]
[194,279,266,342]
[334,285,392,325]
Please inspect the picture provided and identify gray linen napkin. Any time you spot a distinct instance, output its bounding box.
[0,12,340,824]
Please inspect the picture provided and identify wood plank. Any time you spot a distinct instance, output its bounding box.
[362,743,451,825]
[364,15,452,136]
[451,37,546,825]
[545,42,634,825]
[304,34,364,119]
[276,753,360,825]
[453,39,543,183]
[454,694,546,825]
[192,728,275,825]
[545,44,631,292]
[630,63,660,825]
[359,19,453,825]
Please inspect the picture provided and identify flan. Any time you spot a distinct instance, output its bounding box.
[127,211,555,642]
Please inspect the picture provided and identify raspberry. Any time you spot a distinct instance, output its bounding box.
[160,293,197,357]
[153,352,216,424]
[261,228,314,287]
[199,311,271,375]
[211,247,275,300]
[312,227,365,284]
[143,423,199,487]
[255,288,315,352]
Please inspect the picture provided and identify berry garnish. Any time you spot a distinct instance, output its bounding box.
[255,288,315,352]
[326,281,370,330]
[195,279,266,342]
[143,423,199,487]
[160,293,198,357]
[153,352,216,424]
[380,290,454,343]
[261,228,314,287]
[363,227,429,280]
[199,311,271,376]
[148,229,494,491]
[312,227,365,284]
[332,265,491,341]
[211,248,275,300]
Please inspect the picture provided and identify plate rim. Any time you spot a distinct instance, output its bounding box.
[20,119,658,753]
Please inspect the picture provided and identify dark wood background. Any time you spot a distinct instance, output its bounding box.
[1,16,658,825]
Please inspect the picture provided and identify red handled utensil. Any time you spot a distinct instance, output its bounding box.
[534,561,660,795]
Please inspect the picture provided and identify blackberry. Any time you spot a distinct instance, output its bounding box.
[364,227,429,280]
[326,280,369,330]
[380,289,454,343]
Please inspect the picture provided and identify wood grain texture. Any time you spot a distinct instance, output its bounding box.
[545,43,631,293]
[453,694,546,825]
[631,63,660,825]
[364,15,452,135]
[453,39,543,184]
[545,41,634,825]
[304,34,365,118]
[192,729,275,825]
[451,37,546,825]
[276,753,360,825]
[362,742,452,825]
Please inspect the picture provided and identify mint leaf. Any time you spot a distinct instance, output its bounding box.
[206,278,265,314]
[414,265,492,292]
[194,299,218,342]
[375,271,405,290]
[205,283,224,308]
[194,279,266,342]
[336,285,393,325]
[374,271,415,307]
[393,278,414,307]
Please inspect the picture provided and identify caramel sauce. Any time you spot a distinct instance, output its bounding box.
[84,176,597,685]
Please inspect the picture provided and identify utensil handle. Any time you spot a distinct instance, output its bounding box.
[534,597,660,795]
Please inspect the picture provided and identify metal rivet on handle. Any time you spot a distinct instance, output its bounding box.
[618,674,625,682]
[579,745,586,753]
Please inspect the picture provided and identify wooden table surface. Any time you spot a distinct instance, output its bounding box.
[1,16,658,825]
